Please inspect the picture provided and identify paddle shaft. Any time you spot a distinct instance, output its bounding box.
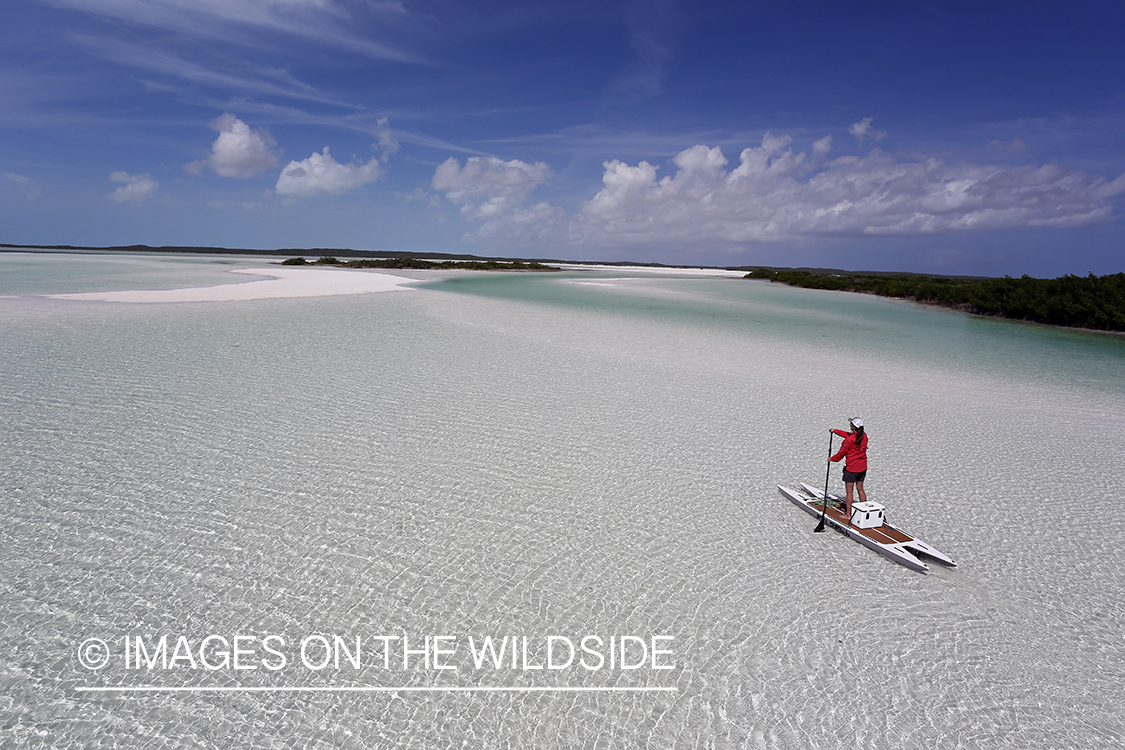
[814,431,834,532]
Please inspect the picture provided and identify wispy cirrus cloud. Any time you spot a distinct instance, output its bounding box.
[183,99,488,156]
[62,31,465,160]
[605,0,682,104]
[43,0,420,63]
[71,34,353,108]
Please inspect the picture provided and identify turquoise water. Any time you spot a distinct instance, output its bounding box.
[1,253,1122,749]
[426,271,1125,397]
[0,250,275,295]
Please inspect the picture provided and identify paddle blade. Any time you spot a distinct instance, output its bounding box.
[813,497,828,532]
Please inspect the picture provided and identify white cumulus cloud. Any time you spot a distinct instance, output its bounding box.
[108,171,158,204]
[275,147,381,197]
[186,113,279,178]
[471,202,569,244]
[439,131,1125,251]
[570,137,1125,244]
[848,116,886,145]
[374,117,399,162]
[5,172,41,200]
[431,156,552,219]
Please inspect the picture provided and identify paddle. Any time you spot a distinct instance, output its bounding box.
[814,430,834,532]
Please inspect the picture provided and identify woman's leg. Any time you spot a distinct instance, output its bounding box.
[844,481,855,522]
[856,480,866,504]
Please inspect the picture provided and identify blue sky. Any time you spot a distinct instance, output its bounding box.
[2,0,1123,276]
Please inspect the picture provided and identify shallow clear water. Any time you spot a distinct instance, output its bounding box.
[0,250,274,295]
[1,253,1123,748]
[426,271,1125,397]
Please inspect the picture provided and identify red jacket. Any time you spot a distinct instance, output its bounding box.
[830,429,868,473]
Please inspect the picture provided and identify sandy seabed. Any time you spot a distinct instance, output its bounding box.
[2,256,1122,749]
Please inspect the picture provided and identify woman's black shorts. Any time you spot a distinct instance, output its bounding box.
[843,469,867,483]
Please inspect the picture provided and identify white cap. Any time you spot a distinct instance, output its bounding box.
[850,418,864,428]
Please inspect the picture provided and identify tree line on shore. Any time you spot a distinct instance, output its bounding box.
[744,269,1125,332]
[282,256,558,271]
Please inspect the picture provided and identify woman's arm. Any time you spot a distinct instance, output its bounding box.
[829,432,853,462]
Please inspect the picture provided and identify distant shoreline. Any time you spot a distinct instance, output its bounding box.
[744,268,1125,334]
[0,242,721,272]
[0,242,977,277]
[5,242,1122,333]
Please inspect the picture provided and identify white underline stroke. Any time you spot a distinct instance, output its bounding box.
[76,686,677,693]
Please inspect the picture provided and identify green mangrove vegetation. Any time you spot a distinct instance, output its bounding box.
[282,256,559,271]
[744,269,1125,332]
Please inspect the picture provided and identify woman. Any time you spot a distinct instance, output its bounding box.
[829,418,868,523]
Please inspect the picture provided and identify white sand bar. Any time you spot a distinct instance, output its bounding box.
[47,267,416,303]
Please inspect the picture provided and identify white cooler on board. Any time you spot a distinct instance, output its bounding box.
[849,501,885,529]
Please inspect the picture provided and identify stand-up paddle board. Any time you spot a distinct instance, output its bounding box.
[778,483,956,573]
